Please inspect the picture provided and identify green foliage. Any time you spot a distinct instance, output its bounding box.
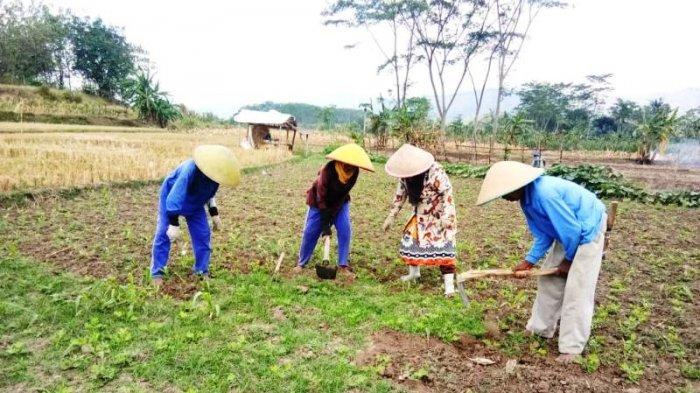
[500,112,533,159]
[681,364,700,380]
[633,102,679,163]
[443,163,489,179]
[0,2,141,100]
[363,96,437,149]
[319,106,337,130]
[0,2,69,85]
[443,162,700,207]
[123,72,180,128]
[546,164,700,207]
[577,353,600,373]
[369,153,387,164]
[620,361,645,383]
[69,17,138,99]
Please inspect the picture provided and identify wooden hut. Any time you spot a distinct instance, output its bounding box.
[233,109,299,150]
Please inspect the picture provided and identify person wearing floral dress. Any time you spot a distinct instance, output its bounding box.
[381,144,458,297]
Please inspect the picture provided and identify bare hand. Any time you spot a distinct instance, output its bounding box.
[556,259,572,277]
[513,260,534,278]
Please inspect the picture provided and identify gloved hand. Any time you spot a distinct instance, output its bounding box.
[212,215,222,232]
[556,259,572,277]
[166,225,181,242]
[381,215,394,232]
[512,259,534,278]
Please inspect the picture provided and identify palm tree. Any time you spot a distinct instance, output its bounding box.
[123,72,180,128]
[634,106,678,164]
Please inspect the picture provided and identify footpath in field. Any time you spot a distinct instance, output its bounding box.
[1,157,698,392]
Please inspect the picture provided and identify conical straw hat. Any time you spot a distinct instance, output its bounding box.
[325,143,375,172]
[385,144,435,178]
[476,161,544,205]
[193,145,241,187]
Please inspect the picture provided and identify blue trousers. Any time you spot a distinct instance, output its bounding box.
[151,205,212,277]
[298,202,352,267]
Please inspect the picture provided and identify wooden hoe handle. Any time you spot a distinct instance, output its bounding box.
[457,268,558,282]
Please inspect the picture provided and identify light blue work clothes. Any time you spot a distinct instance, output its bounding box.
[521,176,605,264]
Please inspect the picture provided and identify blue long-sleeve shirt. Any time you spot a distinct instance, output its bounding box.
[521,176,605,264]
[160,159,219,220]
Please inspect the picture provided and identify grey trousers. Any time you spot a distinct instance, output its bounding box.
[526,214,607,354]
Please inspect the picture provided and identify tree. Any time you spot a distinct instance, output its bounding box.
[324,0,419,108]
[319,106,337,130]
[609,98,641,135]
[123,72,180,128]
[69,17,137,99]
[516,80,604,133]
[408,0,492,131]
[679,107,700,138]
[633,100,678,164]
[0,2,70,84]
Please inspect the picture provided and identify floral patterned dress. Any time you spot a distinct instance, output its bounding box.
[387,163,457,267]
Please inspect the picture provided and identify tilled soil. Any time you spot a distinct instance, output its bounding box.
[356,330,645,393]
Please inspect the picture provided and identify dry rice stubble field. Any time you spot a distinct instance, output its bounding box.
[1,155,698,392]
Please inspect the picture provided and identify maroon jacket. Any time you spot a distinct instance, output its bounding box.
[306,161,358,216]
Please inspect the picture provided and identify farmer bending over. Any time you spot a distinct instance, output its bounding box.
[293,143,374,277]
[150,145,240,285]
[476,161,607,363]
[382,144,458,297]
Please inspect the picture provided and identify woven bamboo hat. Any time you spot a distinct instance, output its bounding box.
[193,145,241,187]
[326,143,375,172]
[385,144,435,178]
[476,161,544,205]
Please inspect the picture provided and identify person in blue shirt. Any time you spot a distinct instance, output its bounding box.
[477,161,607,364]
[151,145,240,286]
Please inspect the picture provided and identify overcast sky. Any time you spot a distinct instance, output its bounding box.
[48,0,699,117]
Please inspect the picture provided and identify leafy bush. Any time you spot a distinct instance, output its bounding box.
[547,164,700,207]
[443,163,489,179]
[123,72,180,128]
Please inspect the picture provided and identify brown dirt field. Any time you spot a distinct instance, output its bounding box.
[366,141,700,191]
[2,157,698,391]
[356,330,640,392]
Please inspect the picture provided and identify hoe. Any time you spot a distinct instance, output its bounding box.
[456,201,619,307]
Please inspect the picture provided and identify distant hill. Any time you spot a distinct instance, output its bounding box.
[240,102,364,127]
[0,84,142,127]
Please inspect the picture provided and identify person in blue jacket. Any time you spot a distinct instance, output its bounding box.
[476,161,607,364]
[151,145,240,285]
